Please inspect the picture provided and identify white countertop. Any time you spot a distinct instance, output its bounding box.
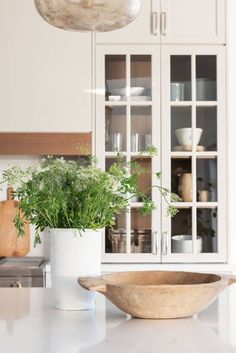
[0,286,236,353]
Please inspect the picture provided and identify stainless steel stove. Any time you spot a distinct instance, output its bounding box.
[0,257,48,287]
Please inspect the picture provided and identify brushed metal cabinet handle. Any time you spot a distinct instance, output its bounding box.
[161,12,167,36]
[152,231,158,254]
[162,231,168,255]
[151,12,158,36]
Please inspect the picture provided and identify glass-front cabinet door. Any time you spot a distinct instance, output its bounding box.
[96,46,161,263]
[161,46,227,262]
[96,45,227,264]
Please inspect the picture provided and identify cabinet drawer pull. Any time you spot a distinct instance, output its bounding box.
[152,12,158,36]
[152,231,158,254]
[161,12,167,36]
[162,231,168,255]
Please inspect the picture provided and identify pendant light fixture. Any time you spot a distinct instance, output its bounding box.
[34,0,142,32]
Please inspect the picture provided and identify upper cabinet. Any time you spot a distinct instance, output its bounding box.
[0,1,92,132]
[95,45,227,264]
[160,0,226,44]
[96,0,226,45]
[96,0,161,44]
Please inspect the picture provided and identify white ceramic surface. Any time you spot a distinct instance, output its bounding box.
[1,287,236,353]
[172,235,203,253]
[175,128,203,146]
[50,228,101,310]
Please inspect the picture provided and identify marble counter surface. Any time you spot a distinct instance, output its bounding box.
[0,286,236,353]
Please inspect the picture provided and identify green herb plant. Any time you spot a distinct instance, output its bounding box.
[1,147,180,245]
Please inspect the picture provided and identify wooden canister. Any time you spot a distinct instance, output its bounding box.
[178,173,192,202]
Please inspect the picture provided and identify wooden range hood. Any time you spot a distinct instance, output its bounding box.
[0,132,92,156]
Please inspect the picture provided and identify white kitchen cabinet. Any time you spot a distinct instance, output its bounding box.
[160,0,226,44]
[0,0,92,132]
[96,1,160,44]
[95,45,227,264]
[96,0,226,44]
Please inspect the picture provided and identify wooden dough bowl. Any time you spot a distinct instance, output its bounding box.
[78,271,236,319]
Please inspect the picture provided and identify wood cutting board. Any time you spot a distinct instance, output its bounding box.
[0,187,30,256]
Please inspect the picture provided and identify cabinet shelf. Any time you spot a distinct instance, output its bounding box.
[171,202,218,208]
[105,152,127,157]
[170,101,218,107]
[105,152,153,158]
[130,152,153,158]
[171,152,218,158]
[105,102,127,107]
[105,101,153,107]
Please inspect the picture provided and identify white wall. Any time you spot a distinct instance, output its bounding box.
[0,0,93,257]
[0,0,92,132]
[228,0,236,273]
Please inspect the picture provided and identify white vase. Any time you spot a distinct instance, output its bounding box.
[50,228,102,311]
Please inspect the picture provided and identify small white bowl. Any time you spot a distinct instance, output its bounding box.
[130,87,146,96]
[175,128,203,146]
[112,87,146,96]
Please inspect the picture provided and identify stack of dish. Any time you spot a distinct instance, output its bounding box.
[108,86,151,101]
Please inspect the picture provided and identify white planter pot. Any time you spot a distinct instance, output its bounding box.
[50,228,102,311]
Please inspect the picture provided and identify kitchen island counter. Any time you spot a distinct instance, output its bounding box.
[0,286,236,353]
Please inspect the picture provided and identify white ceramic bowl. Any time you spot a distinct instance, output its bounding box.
[175,128,203,146]
[112,87,146,96]
[172,235,203,253]
[130,87,146,96]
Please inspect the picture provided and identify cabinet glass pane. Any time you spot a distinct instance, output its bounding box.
[171,158,192,202]
[131,208,152,253]
[131,55,152,101]
[105,106,126,151]
[106,212,127,253]
[131,106,151,152]
[197,208,218,253]
[105,55,126,101]
[105,158,127,253]
[131,157,152,200]
[196,56,217,101]
[197,158,217,202]
[171,107,192,151]
[171,208,192,253]
[171,56,192,101]
[196,107,217,151]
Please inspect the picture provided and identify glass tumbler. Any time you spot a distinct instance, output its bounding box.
[131,133,141,152]
[111,133,123,151]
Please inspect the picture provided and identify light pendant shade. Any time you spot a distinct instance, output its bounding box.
[34,0,142,32]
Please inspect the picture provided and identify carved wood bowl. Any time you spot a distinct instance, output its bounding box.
[78,271,236,319]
